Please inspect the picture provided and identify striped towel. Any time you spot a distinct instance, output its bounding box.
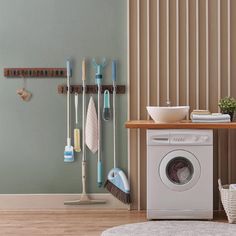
[85,97,98,154]
[192,119,230,123]
[192,113,230,121]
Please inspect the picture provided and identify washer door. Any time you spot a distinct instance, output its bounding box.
[159,150,201,191]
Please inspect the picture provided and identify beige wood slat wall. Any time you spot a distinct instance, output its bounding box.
[128,0,236,210]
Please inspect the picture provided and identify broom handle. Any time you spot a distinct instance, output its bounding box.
[82,59,86,161]
[82,59,86,194]
[112,60,117,168]
[66,60,71,146]
[97,84,102,186]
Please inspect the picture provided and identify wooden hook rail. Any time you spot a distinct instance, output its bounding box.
[4,68,67,78]
[57,84,126,94]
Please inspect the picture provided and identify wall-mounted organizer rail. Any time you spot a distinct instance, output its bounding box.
[57,84,126,94]
[4,68,67,78]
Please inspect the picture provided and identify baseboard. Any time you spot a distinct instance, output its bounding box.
[0,194,128,210]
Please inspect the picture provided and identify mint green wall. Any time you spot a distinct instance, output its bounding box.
[0,0,127,193]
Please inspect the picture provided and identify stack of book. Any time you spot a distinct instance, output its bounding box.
[191,110,231,123]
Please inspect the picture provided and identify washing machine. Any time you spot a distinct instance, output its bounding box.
[147,129,213,220]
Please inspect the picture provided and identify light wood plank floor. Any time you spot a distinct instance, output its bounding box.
[0,210,226,236]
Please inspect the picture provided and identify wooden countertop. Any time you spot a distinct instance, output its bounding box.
[125,120,236,129]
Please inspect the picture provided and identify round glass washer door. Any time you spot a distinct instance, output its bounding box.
[159,150,201,191]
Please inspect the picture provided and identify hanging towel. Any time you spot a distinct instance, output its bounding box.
[85,97,98,154]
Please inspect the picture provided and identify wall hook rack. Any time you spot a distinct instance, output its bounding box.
[57,84,125,94]
[4,68,67,78]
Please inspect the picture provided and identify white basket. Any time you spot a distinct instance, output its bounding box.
[218,179,236,224]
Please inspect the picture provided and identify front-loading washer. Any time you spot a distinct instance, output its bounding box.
[147,129,213,220]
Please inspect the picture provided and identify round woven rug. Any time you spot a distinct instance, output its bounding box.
[101,221,236,236]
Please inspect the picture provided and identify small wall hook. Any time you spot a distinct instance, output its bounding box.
[16,77,32,102]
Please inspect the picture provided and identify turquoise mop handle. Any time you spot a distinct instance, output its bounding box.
[97,160,102,187]
[92,58,107,188]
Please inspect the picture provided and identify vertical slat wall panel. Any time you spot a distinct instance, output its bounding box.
[156,0,160,106]
[176,0,179,106]
[227,0,231,96]
[179,0,187,106]
[199,0,206,109]
[129,0,139,210]
[169,0,177,106]
[136,0,141,211]
[218,0,221,112]
[147,0,150,117]
[166,0,170,102]
[186,0,190,107]
[227,0,231,186]
[206,0,209,110]
[150,0,158,106]
[196,0,199,109]
[209,0,218,112]
[140,0,148,211]
[128,0,236,210]
[127,0,131,211]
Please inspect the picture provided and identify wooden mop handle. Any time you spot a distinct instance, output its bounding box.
[82,59,86,81]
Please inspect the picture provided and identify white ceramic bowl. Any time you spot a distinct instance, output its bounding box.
[146,106,190,123]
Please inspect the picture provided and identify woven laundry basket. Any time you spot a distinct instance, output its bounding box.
[218,179,236,223]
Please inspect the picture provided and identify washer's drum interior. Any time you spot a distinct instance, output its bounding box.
[166,157,194,185]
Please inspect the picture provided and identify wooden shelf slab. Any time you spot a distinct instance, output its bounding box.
[125,120,236,129]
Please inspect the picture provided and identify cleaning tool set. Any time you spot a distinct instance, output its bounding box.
[74,93,81,152]
[103,90,111,121]
[64,59,74,163]
[92,58,107,188]
[104,60,131,204]
[64,59,106,205]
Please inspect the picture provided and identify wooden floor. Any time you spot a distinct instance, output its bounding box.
[0,210,227,236]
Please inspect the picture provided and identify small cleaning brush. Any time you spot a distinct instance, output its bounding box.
[103,90,111,121]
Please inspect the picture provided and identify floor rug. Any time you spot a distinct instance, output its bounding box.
[101,221,236,236]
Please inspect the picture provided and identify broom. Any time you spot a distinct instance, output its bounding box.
[104,60,131,204]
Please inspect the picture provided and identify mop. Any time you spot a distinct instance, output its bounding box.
[64,59,74,163]
[64,59,106,205]
[104,60,131,204]
[92,58,107,188]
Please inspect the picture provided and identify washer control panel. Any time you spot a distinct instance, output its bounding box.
[170,134,209,145]
[147,129,213,146]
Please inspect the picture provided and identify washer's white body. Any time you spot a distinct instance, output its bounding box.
[147,129,213,220]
